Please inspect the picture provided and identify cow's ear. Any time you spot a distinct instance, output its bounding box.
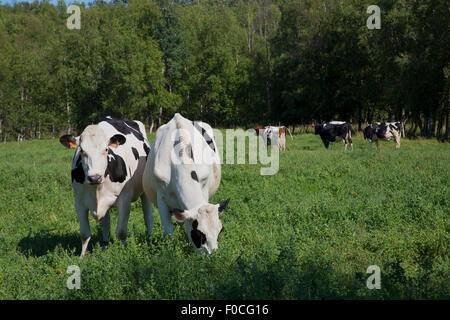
[60,135,79,149]
[109,134,126,148]
[169,208,194,223]
[217,198,230,215]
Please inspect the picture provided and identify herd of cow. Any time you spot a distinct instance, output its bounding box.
[253,121,403,151]
[59,114,404,257]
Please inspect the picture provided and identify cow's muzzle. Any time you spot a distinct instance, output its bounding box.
[87,175,103,184]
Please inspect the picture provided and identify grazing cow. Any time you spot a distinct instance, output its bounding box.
[314,121,353,150]
[142,113,229,255]
[263,126,293,151]
[363,122,402,149]
[59,116,152,257]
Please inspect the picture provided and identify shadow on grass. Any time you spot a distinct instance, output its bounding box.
[18,232,81,257]
[17,226,104,257]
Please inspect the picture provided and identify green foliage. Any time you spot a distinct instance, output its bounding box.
[0,134,448,299]
[1,0,447,139]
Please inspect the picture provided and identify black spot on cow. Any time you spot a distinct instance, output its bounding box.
[191,219,206,248]
[192,121,216,152]
[102,117,144,142]
[364,123,388,141]
[143,143,150,157]
[191,170,199,182]
[186,144,194,160]
[131,147,139,160]
[104,149,127,183]
[71,154,85,184]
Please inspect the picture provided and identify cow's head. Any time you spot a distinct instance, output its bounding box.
[376,123,388,138]
[314,124,323,135]
[169,198,230,255]
[60,125,126,184]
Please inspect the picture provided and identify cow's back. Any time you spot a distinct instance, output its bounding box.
[142,114,221,208]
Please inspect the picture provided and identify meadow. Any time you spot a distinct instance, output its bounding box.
[0,132,448,299]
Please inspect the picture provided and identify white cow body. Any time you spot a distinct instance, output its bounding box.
[60,117,153,257]
[142,113,229,254]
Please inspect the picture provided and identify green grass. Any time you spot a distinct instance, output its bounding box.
[0,132,448,299]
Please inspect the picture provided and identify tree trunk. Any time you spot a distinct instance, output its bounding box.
[158,106,163,127]
[64,57,72,135]
[427,113,434,138]
[66,86,71,134]
[388,107,394,122]
[445,110,450,141]
[149,114,154,133]
[436,114,443,139]
[419,115,425,136]
[409,121,418,137]
[358,108,362,131]
[367,108,373,124]
[263,0,271,116]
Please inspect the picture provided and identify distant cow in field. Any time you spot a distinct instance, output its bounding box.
[142,113,230,255]
[60,116,152,257]
[263,126,293,151]
[363,122,402,149]
[253,126,265,137]
[314,121,353,150]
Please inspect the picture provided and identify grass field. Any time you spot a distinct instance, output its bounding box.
[0,132,448,299]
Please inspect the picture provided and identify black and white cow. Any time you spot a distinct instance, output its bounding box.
[60,116,152,257]
[363,122,402,149]
[314,121,353,150]
[142,113,230,255]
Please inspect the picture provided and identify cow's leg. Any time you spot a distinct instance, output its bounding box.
[369,139,372,147]
[394,132,400,148]
[348,134,353,150]
[101,210,110,250]
[157,192,173,237]
[321,136,329,149]
[375,140,379,149]
[75,200,90,258]
[344,137,348,150]
[141,193,154,237]
[116,200,131,246]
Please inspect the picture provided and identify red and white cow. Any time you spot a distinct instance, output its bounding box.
[263,126,293,151]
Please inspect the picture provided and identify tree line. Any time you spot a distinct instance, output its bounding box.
[0,0,448,141]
